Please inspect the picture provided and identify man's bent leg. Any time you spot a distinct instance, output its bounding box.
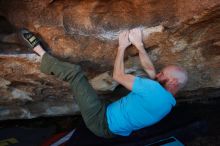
[40,53,114,138]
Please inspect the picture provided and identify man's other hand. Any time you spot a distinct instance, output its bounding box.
[118,30,131,50]
[129,28,144,49]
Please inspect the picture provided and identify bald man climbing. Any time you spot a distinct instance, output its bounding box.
[19,27,187,138]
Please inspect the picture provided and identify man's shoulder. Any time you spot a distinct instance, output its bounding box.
[135,76,159,86]
[132,76,163,96]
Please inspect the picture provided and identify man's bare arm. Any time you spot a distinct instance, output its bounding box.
[137,45,156,79]
[113,30,135,91]
[113,48,135,90]
[129,28,156,79]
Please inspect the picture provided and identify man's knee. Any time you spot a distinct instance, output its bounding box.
[62,64,84,82]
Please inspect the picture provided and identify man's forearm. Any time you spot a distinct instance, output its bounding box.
[137,45,156,79]
[113,47,135,90]
[113,48,125,78]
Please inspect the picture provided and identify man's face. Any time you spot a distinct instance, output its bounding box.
[155,71,168,86]
[155,67,173,86]
[155,66,187,94]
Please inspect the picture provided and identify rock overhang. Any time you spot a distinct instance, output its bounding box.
[0,0,219,120]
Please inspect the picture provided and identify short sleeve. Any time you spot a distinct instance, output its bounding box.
[132,76,159,96]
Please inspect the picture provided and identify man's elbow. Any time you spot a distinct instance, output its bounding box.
[113,73,122,82]
[147,70,156,79]
[149,72,156,79]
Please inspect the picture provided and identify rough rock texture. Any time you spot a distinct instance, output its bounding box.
[0,0,220,120]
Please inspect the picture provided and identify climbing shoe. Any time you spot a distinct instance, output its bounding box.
[18,28,41,51]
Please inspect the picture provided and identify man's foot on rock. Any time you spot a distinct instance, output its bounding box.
[33,45,46,57]
[18,28,46,57]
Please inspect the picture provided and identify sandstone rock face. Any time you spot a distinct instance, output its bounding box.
[0,0,219,120]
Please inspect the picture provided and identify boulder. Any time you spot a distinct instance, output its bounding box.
[0,0,219,120]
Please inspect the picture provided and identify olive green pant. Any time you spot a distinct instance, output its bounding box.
[40,53,114,138]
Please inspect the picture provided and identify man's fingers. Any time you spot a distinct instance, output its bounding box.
[131,28,136,33]
[130,29,135,36]
[129,29,137,41]
[125,31,130,39]
[129,28,139,37]
[119,30,129,38]
[119,32,123,38]
[126,31,131,42]
[130,27,141,35]
[124,30,129,37]
[128,27,143,47]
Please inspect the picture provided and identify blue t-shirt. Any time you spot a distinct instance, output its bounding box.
[106,77,176,136]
